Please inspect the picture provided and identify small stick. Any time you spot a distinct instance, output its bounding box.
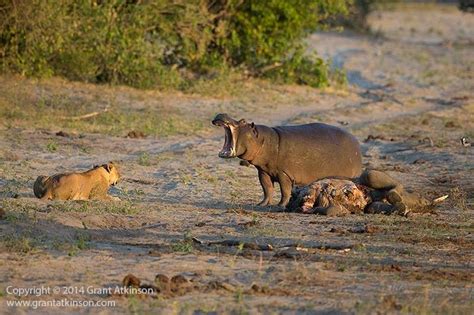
[423,137,434,147]
[60,106,109,121]
[432,195,449,204]
[192,238,273,251]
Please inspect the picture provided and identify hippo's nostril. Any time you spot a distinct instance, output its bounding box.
[219,149,235,158]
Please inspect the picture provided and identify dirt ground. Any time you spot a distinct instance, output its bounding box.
[0,3,473,314]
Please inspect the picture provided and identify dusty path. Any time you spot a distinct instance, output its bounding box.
[0,3,473,314]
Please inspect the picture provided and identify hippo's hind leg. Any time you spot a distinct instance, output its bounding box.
[359,170,401,190]
[387,188,431,212]
[277,172,293,207]
[257,170,274,206]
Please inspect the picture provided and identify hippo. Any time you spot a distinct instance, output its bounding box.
[212,113,362,207]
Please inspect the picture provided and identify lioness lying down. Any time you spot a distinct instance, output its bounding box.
[287,170,446,216]
[33,162,120,201]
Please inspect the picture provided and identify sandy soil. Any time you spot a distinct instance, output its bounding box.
[0,3,473,314]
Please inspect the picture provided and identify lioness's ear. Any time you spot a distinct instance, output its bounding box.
[103,163,112,173]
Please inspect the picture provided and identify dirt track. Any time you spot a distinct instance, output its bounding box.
[1,4,473,314]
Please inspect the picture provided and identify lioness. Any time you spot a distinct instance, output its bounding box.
[33,162,120,201]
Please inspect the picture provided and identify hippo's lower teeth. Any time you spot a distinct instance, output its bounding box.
[217,125,235,158]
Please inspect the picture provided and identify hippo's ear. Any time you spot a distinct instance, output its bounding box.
[251,122,258,137]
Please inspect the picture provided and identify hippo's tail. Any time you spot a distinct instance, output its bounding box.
[33,175,49,199]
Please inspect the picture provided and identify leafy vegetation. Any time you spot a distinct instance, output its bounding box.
[2,234,36,253]
[0,0,351,89]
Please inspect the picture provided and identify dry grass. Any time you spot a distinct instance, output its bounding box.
[0,76,205,137]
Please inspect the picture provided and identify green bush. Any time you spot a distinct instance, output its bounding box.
[0,0,350,89]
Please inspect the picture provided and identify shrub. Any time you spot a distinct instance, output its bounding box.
[0,0,351,89]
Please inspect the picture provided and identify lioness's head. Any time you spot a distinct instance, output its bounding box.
[100,162,120,186]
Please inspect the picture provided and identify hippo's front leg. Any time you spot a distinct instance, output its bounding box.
[277,173,293,207]
[257,170,274,206]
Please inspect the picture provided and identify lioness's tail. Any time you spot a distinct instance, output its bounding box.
[33,176,49,199]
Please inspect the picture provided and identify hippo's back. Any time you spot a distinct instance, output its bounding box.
[273,123,362,184]
[274,123,353,144]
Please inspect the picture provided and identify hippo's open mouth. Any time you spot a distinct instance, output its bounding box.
[212,113,238,158]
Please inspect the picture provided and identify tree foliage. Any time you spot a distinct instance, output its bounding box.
[0,0,351,89]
